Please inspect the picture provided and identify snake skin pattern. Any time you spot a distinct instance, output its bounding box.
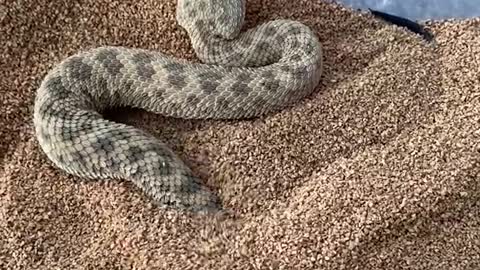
[33,0,323,212]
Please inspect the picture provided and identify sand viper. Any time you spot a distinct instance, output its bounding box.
[33,0,323,212]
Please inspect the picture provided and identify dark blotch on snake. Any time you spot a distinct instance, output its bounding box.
[96,137,115,152]
[293,66,308,76]
[222,44,234,54]
[74,119,95,133]
[200,80,220,94]
[132,52,156,80]
[186,95,201,106]
[108,130,127,141]
[163,62,185,73]
[44,76,68,94]
[263,26,277,37]
[126,145,146,164]
[136,63,155,80]
[261,70,275,79]
[275,33,286,44]
[280,65,291,73]
[198,71,222,81]
[167,74,188,89]
[132,52,154,64]
[38,97,68,120]
[231,81,251,95]
[236,72,252,83]
[177,174,204,193]
[207,20,215,29]
[256,41,270,52]
[286,27,302,36]
[95,49,123,76]
[188,9,197,18]
[230,54,243,63]
[151,159,172,177]
[64,57,93,81]
[264,79,281,93]
[194,19,205,30]
[59,130,74,141]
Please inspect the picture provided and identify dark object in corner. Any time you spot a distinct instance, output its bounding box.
[368,8,434,42]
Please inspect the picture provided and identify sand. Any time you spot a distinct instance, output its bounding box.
[1,0,479,269]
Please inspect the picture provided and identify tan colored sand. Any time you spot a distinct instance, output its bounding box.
[1,0,480,269]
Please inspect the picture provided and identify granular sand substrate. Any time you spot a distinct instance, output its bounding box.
[1,0,479,269]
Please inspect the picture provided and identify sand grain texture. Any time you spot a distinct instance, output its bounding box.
[1,0,480,269]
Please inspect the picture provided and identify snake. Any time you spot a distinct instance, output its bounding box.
[33,0,323,212]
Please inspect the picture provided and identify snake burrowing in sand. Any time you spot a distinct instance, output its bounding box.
[33,0,323,211]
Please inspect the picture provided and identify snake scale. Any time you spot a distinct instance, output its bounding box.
[33,0,323,212]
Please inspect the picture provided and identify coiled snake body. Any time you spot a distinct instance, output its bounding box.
[33,0,323,211]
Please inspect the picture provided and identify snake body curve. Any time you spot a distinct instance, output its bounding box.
[33,0,323,211]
